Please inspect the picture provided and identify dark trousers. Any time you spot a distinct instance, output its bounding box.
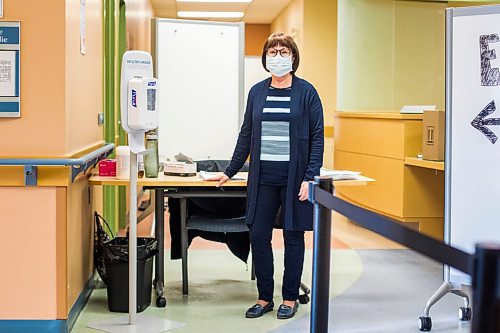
[250,183,305,302]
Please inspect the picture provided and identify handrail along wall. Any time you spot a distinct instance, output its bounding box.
[0,143,115,185]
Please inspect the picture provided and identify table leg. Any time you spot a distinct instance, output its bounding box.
[154,188,166,307]
[180,197,188,295]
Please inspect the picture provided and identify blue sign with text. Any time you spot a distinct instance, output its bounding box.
[0,22,21,118]
[0,26,19,45]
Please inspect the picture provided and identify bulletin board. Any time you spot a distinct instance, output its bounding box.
[0,22,20,118]
[153,19,244,161]
[446,5,500,285]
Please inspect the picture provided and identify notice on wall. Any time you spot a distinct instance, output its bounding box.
[80,0,86,55]
[0,22,20,118]
[0,1,3,18]
[0,51,16,96]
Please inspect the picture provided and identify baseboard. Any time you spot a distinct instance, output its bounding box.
[0,320,66,333]
[67,273,96,332]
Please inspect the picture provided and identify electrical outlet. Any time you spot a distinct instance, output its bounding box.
[98,113,104,125]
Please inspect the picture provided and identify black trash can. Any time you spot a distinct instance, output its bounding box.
[103,237,158,313]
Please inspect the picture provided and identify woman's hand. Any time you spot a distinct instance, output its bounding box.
[204,173,230,187]
[298,181,309,201]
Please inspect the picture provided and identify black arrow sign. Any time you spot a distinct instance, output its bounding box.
[471,100,500,144]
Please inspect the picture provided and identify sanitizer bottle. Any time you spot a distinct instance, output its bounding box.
[144,131,159,178]
[116,146,130,179]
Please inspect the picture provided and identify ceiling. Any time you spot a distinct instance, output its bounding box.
[151,0,294,24]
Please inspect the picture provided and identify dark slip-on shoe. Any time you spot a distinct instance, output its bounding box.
[245,301,274,318]
[277,301,299,319]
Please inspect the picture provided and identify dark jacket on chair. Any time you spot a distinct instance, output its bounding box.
[169,160,250,262]
[224,76,324,231]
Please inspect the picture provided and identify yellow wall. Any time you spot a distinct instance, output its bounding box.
[0,1,66,157]
[337,0,395,111]
[66,177,94,312]
[271,0,304,76]
[0,187,60,319]
[65,0,104,155]
[245,24,271,56]
[0,0,104,320]
[393,1,445,111]
[0,0,103,158]
[337,0,493,112]
[271,0,336,168]
[303,0,337,127]
[126,0,155,52]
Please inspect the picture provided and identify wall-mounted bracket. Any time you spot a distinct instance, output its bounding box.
[24,165,38,186]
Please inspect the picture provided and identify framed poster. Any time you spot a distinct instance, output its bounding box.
[0,22,20,118]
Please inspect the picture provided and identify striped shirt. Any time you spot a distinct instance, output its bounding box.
[259,86,291,185]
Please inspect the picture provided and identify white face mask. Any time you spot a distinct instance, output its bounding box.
[266,55,293,77]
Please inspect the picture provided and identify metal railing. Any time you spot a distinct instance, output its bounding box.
[0,143,114,186]
[308,176,500,333]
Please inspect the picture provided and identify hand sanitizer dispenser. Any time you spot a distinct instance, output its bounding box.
[120,51,159,143]
[127,77,158,130]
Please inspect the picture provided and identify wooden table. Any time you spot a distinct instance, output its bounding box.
[89,172,373,187]
[89,172,374,303]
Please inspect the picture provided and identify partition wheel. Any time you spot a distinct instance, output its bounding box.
[458,307,472,321]
[419,316,432,331]
[298,294,310,304]
[156,296,167,308]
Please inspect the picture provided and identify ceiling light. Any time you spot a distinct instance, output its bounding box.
[177,11,244,18]
[177,0,251,3]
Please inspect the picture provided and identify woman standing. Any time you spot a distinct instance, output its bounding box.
[207,32,324,319]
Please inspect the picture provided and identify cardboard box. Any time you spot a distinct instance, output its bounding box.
[422,110,445,161]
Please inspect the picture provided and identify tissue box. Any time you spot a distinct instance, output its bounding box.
[99,159,116,176]
[422,110,445,161]
[164,161,197,176]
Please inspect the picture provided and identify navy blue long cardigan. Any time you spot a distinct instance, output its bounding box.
[224,75,324,231]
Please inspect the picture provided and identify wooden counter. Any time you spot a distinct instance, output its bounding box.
[405,157,444,171]
[334,111,423,120]
[334,111,444,239]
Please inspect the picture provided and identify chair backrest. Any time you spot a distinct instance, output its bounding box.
[193,159,284,228]
[195,160,249,173]
[190,160,248,218]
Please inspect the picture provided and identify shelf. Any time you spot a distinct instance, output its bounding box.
[405,157,444,171]
[334,111,423,120]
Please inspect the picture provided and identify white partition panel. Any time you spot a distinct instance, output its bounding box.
[244,56,270,117]
[154,19,244,161]
[446,5,500,285]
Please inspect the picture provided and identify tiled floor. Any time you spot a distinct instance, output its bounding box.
[73,202,458,333]
[73,248,363,333]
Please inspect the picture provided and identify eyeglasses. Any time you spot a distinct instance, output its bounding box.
[266,48,292,58]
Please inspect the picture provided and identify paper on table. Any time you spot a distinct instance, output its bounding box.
[400,105,436,114]
[0,51,16,96]
[199,170,246,180]
[320,168,362,180]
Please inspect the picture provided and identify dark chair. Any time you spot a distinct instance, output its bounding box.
[180,160,253,295]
